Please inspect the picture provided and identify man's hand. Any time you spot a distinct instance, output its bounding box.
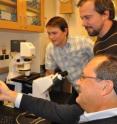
[0,80,17,103]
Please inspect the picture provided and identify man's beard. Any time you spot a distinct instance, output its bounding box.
[85,27,100,36]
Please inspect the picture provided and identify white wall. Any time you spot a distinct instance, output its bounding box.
[37,0,57,66]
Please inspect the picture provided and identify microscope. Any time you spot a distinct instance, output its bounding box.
[6,40,37,92]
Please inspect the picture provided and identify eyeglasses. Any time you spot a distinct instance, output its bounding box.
[79,74,117,94]
[76,74,102,93]
[80,74,101,81]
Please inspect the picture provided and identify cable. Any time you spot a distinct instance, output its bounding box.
[16,112,46,124]
[35,119,46,124]
[16,112,26,124]
[30,118,46,124]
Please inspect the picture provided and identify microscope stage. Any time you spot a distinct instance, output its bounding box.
[11,72,40,85]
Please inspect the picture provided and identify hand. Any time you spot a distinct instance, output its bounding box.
[0,80,17,103]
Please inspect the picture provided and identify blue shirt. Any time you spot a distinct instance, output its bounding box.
[45,36,94,88]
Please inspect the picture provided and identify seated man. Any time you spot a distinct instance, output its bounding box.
[0,54,117,124]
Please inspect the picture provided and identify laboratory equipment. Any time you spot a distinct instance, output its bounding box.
[6,41,35,92]
[32,71,68,100]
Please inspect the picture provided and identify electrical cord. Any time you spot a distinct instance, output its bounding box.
[30,118,46,124]
[16,112,46,124]
[16,112,26,124]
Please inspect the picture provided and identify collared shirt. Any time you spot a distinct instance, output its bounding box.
[15,93,23,108]
[45,36,94,87]
[79,108,117,123]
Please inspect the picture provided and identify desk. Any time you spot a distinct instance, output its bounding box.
[0,105,50,124]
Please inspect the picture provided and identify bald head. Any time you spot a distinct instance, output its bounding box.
[85,55,108,72]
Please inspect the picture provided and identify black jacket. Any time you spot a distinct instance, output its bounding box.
[20,94,83,124]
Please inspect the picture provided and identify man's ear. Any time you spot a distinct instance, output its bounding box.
[64,28,68,34]
[103,10,110,20]
[101,80,113,96]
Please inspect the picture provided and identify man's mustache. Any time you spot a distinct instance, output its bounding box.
[85,26,93,30]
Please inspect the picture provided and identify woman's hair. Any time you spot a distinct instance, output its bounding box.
[46,16,69,36]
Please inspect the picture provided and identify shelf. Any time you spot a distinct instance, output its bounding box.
[0,67,8,74]
[27,7,39,14]
[0,0,16,7]
[0,0,44,32]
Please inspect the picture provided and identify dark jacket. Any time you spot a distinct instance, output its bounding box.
[20,94,83,124]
